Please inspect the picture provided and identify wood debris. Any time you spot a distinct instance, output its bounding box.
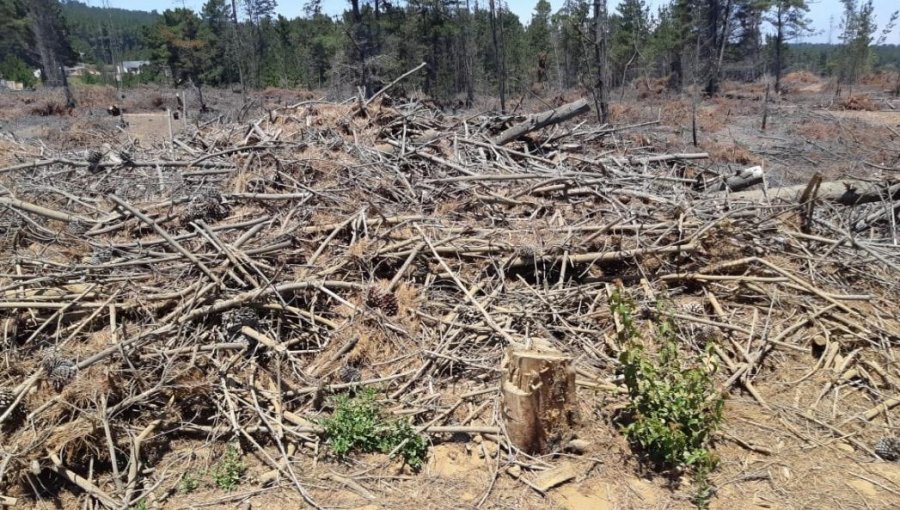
[0,95,898,507]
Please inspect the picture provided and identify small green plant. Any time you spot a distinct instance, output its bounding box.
[178,471,201,494]
[608,286,639,343]
[611,291,723,507]
[321,388,429,469]
[379,419,429,470]
[129,501,147,510]
[212,444,246,491]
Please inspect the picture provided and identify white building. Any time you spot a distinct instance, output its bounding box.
[118,61,150,75]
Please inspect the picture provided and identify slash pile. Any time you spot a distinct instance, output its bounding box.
[0,96,898,508]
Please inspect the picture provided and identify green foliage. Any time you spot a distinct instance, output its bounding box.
[835,0,899,89]
[610,290,723,505]
[378,420,429,470]
[146,8,217,87]
[60,1,160,64]
[178,472,201,494]
[321,389,429,470]
[212,444,245,491]
[608,286,639,343]
[0,0,35,67]
[129,501,147,510]
[0,55,36,87]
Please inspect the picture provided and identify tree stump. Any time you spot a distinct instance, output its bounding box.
[501,349,577,454]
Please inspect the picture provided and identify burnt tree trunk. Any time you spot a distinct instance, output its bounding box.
[501,349,577,454]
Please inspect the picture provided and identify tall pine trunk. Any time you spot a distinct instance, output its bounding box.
[774,7,784,93]
[28,0,64,87]
[489,0,506,112]
[703,0,721,96]
[231,0,247,102]
[592,0,609,123]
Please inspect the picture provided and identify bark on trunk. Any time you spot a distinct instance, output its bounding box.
[720,165,764,192]
[724,180,900,206]
[492,98,590,145]
[592,0,609,123]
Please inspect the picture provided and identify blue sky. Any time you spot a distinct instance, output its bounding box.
[104,0,899,44]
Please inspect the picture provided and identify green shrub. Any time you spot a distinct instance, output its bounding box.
[212,444,245,491]
[610,290,723,506]
[178,471,201,494]
[619,339,722,470]
[0,56,36,88]
[321,389,429,469]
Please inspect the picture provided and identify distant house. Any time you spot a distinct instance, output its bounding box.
[64,64,100,77]
[0,80,24,91]
[119,61,150,75]
[64,64,87,77]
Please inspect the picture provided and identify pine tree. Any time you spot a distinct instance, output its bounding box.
[610,0,649,88]
[148,8,215,109]
[765,0,812,93]
[835,0,898,95]
[527,0,553,86]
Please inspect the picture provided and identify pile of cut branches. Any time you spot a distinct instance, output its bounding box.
[0,93,898,508]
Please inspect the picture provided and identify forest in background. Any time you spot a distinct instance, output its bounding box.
[0,0,898,107]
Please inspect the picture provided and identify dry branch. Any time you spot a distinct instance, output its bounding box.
[492,98,590,145]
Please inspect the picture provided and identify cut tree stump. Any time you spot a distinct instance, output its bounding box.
[501,349,577,454]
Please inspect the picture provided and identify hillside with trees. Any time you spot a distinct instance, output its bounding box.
[60,0,160,64]
[0,0,897,103]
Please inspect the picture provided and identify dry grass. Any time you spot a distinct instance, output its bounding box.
[793,119,835,141]
[660,98,734,133]
[704,139,762,165]
[633,76,669,99]
[71,85,117,108]
[860,71,899,90]
[782,70,819,85]
[839,94,877,111]
[29,100,69,117]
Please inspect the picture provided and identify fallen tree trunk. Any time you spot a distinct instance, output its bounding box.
[724,180,900,205]
[721,165,764,192]
[492,98,590,146]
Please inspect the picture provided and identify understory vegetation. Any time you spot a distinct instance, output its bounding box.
[610,288,724,506]
[321,389,429,470]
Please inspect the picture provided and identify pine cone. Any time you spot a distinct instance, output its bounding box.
[0,389,14,415]
[694,323,720,342]
[86,150,104,172]
[339,365,361,383]
[875,437,900,461]
[367,289,399,316]
[0,388,25,429]
[90,247,114,265]
[183,189,229,224]
[66,220,89,236]
[221,306,259,335]
[681,302,706,316]
[42,354,78,390]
